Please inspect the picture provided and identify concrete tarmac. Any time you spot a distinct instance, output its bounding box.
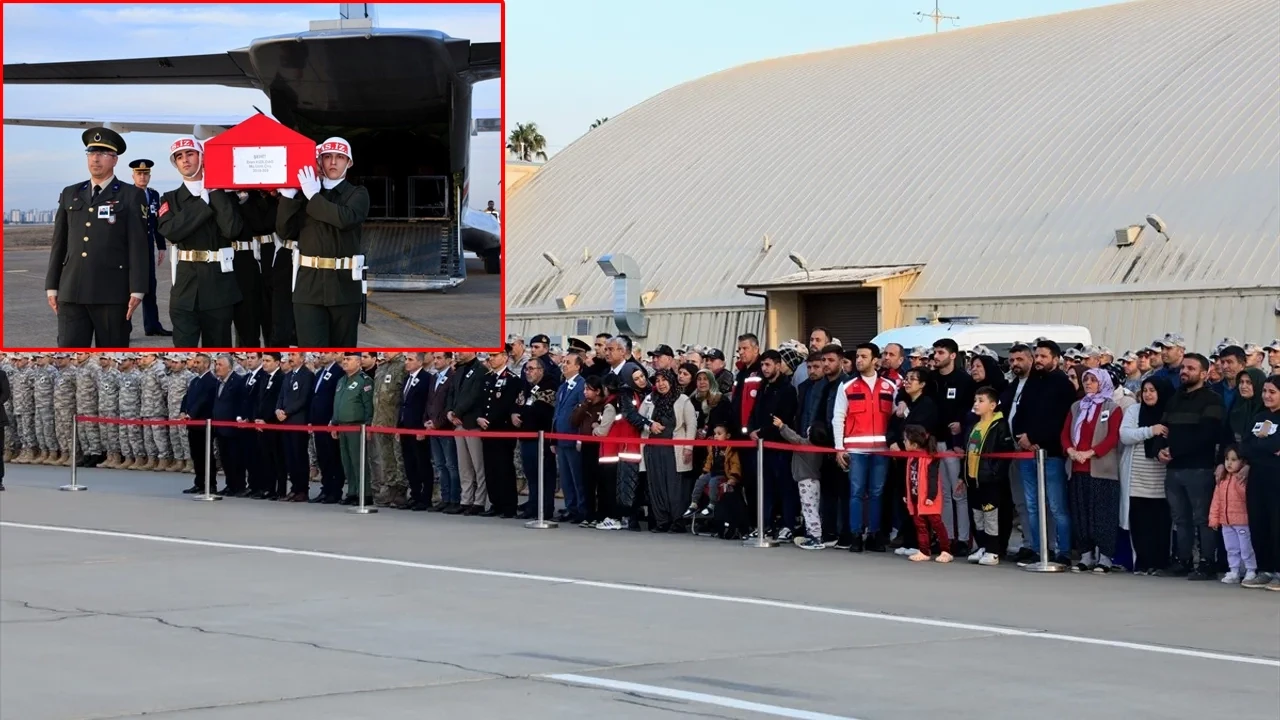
[1,463,1278,720]
[2,246,501,348]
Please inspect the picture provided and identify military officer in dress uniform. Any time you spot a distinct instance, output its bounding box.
[276,137,369,347]
[156,135,244,347]
[479,345,526,518]
[128,159,173,338]
[47,127,149,348]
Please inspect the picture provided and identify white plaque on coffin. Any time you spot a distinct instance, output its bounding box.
[232,146,288,186]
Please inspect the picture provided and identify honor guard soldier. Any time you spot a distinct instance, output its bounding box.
[156,136,244,348]
[223,190,267,347]
[127,159,173,338]
[479,345,526,518]
[46,127,149,347]
[277,137,370,347]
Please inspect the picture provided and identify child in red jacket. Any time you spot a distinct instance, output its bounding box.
[903,425,953,563]
[1210,447,1254,585]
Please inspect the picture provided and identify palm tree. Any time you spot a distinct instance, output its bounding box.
[507,123,548,162]
[590,117,609,130]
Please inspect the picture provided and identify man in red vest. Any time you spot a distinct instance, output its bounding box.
[833,342,898,552]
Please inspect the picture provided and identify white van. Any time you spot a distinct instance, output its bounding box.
[871,318,1092,358]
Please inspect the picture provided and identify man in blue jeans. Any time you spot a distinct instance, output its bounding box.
[1010,340,1076,565]
[424,352,461,512]
[554,352,587,523]
[833,343,898,552]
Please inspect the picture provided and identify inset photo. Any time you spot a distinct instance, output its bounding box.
[2,2,503,350]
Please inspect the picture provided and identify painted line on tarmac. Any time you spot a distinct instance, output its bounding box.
[3,521,1277,669]
[543,673,858,720]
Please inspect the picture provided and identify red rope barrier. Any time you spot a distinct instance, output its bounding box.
[74,415,1036,460]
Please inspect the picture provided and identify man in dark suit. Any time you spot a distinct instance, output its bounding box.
[424,352,459,512]
[179,353,218,494]
[399,352,434,511]
[128,159,172,338]
[446,351,490,515]
[238,353,267,497]
[47,127,149,347]
[156,135,243,348]
[275,138,369,346]
[309,352,345,503]
[254,352,286,499]
[211,355,248,495]
[275,352,314,502]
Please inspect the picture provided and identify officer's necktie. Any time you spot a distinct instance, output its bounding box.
[91,185,101,203]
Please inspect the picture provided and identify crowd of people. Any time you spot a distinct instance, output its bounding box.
[2,332,1277,591]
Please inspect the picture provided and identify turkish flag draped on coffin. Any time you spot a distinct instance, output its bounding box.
[203,114,318,190]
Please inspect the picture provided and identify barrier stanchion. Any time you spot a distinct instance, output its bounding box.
[349,424,376,514]
[1022,448,1063,573]
[526,430,557,530]
[743,437,777,548]
[194,418,220,502]
[59,416,86,492]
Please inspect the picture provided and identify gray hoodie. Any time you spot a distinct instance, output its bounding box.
[777,423,824,482]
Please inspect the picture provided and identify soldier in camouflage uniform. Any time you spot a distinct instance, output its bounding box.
[370,352,409,507]
[74,352,103,466]
[2,354,16,463]
[117,355,144,469]
[97,354,122,468]
[138,353,171,471]
[166,353,195,473]
[52,354,77,467]
[34,354,60,464]
[11,355,37,464]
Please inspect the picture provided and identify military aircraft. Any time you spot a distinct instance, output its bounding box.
[2,3,502,291]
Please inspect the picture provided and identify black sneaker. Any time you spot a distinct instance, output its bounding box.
[864,535,886,552]
[835,534,854,550]
[1187,565,1214,581]
[848,535,864,553]
[1014,548,1040,566]
[1156,562,1190,578]
[1052,553,1073,567]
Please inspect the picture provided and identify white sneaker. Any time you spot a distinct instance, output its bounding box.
[596,518,619,531]
[895,546,919,556]
[1241,571,1257,585]
[978,552,1000,566]
[1221,570,1242,584]
[776,527,794,542]
[968,547,985,564]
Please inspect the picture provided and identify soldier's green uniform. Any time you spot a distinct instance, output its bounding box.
[370,355,408,506]
[332,367,374,500]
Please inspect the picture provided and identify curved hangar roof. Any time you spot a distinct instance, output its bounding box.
[507,0,1280,313]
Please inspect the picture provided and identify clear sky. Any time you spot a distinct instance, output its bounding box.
[506,0,1122,157]
[2,2,501,212]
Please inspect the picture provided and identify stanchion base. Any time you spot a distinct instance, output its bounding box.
[347,507,378,514]
[742,536,779,548]
[58,484,88,492]
[192,494,222,502]
[525,520,559,529]
[1021,561,1066,573]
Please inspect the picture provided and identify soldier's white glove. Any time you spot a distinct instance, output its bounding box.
[236,191,249,204]
[278,188,298,199]
[297,166,321,200]
[199,188,210,204]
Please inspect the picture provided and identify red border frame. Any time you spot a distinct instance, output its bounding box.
[0,0,506,354]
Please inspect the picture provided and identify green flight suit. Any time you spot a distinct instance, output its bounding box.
[332,370,374,498]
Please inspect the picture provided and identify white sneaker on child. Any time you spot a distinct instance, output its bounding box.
[978,552,1000,566]
[1221,570,1242,584]
[895,547,919,556]
[968,547,985,564]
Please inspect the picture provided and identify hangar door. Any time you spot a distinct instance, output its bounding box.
[802,290,879,347]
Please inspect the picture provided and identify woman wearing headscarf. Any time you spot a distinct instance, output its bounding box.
[1120,376,1174,574]
[639,369,694,532]
[691,368,733,479]
[1060,368,1123,572]
[1227,368,1266,444]
[1241,375,1280,589]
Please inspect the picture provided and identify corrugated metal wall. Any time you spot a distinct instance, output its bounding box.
[507,308,765,355]
[902,291,1280,354]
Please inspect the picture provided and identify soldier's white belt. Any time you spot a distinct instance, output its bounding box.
[299,254,360,270]
[177,250,221,263]
[254,235,274,244]
[292,253,365,291]
[231,241,255,252]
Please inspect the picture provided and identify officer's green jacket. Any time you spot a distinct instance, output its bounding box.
[332,370,373,425]
[46,178,149,304]
[276,181,369,307]
[157,185,243,311]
